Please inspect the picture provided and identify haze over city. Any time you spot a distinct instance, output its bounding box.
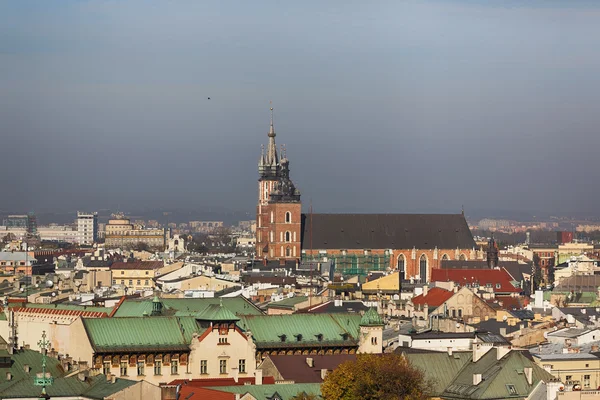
[2,0,600,215]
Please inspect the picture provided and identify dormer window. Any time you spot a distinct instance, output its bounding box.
[341,333,349,341]
[316,334,323,342]
[295,334,303,342]
[279,334,287,342]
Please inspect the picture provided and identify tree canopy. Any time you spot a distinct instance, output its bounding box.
[320,353,431,400]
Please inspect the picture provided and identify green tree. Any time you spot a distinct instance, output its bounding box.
[546,257,555,287]
[321,353,432,400]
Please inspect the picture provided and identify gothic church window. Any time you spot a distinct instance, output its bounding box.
[285,231,291,242]
[285,212,291,223]
[397,255,405,274]
[419,254,427,282]
[286,246,291,257]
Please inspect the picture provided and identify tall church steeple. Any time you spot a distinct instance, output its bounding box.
[256,106,302,260]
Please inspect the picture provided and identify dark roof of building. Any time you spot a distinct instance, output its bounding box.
[430,268,520,293]
[554,275,600,293]
[472,320,519,337]
[441,261,532,283]
[300,213,476,250]
[110,261,163,270]
[265,354,356,383]
[407,331,476,340]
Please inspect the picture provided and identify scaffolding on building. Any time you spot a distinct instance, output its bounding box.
[302,252,390,276]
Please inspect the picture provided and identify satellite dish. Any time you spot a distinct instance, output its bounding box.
[503,315,508,321]
[46,280,54,288]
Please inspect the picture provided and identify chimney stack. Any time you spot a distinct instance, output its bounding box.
[306,358,314,368]
[524,367,533,385]
[255,369,263,385]
[321,369,328,380]
[447,347,453,356]
[423,285,429,297]
[473,374,482,385]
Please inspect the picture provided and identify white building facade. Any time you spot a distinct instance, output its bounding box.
[77,211,98,245]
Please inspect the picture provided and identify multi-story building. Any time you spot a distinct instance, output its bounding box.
[533,353,600,391]
[0,251,36,274]
[104,215,166,249]
[110,261,164,292]
[37,225,79,243]
[77,211,98,245]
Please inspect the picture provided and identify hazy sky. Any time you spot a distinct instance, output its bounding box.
[2,0,600,215]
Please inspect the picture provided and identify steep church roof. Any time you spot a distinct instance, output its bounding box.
[300,213,475,250]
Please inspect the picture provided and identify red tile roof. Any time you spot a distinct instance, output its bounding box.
[430,268,520,293]
[13,307,108,318]
[110,261,163,270]
[411,287,454,307]
[177,386,235,400]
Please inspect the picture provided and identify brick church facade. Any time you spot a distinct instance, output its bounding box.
[255,110,482,282]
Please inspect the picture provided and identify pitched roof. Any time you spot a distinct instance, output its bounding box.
[305,300,369,314]
[0,349,139,399]
[361,272,401,292]
[441,260,532,282]
[112,296,263,317]
[82,316,200,352]
[300,213,476,250]
[412,287,454,307]
[360,307,384,326]
[265,354,357,383]
[109,261,164,270]
[403,351,472,394]
[430,268,520,293]
[208,383,322,400]
[176,386,235,400]
[196,304,240,322]
[267,296,308,310]
[441,349,554,399]
[238,314,362,349]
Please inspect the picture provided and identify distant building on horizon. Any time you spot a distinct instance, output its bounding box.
[77,211,98,245]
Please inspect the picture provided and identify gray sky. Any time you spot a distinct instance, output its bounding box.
[2,0,600,215]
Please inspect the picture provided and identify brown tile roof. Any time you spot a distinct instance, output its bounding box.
[412,287,454,307]
[110,261,163,270]
[300,213,475,250]
[430,268,520,293]
[265,354,357,383]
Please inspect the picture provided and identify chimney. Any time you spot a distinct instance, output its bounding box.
[306,358,314,368]
[423,285,429,297]
[78,372,87,382]
[581,309,586,315]
[320,369,328,380]
[110,373,116,384]
[5,372,11,381]
[447,347,453,356]
[24,364,31,373]
[473,373,482,385]
[497,346,512,360]
[592,345,599,352]
[231,367,239,383]
[524,367,533,385]
[254,369,263,385]
[24,344,30,350]
[499,328,507,337]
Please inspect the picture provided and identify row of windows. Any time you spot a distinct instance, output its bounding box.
[108,359,247,376]
[113,279,151,286]
[120,271,150,275]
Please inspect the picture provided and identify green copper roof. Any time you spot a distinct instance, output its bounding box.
[360,307,384,326]
[112,296,263,317]
[210,383,322,400]
[0,348,138,399]
[403,351,472,395]
[238,314,362,348]
[83,316,201,352]
[196,303,240,321]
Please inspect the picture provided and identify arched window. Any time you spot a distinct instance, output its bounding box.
[419,254,427,282]
[459,254,467,261]
[286,246,291,257]
[441,254,449,261]
[397,254,405,276]
[285,212,291,223]
[285,231,291,242]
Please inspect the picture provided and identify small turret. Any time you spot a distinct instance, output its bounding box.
[358,308,384,354]
[151,295,163,316]
[487,235,499,269]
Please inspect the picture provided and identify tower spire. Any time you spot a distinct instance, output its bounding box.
[265,103,278,166]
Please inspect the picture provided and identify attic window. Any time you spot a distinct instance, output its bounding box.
[506,385,518,395]
[496,283,501,289]
[295,334,303,342]
[341,333,349,340]
[279,334,287,343]
[316,334,323,342]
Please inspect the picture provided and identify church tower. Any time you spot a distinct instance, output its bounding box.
[487,235,499,269]
[256,108,302,260]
